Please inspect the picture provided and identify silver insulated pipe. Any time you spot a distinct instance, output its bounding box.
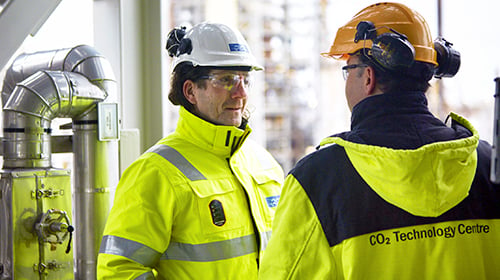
[2,45,119,279]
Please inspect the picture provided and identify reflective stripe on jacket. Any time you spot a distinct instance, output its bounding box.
[98,107,283,279]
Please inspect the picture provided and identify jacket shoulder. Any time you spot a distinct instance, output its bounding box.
[291,144,348,183]
[240,139,284,173]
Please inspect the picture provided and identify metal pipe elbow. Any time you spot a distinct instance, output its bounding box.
[2,44,116,106]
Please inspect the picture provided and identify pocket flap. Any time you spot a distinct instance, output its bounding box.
[251,171,283,185]
[188,178,235,198]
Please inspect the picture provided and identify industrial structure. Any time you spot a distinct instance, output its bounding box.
[0,0,496,279]
[0,44,119,279]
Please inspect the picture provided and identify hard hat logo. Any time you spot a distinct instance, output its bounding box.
[229,43,249,53]
[166,22,263,71]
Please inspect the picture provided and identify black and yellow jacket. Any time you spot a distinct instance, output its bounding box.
[98,107,283,279]
[259,91,500,279]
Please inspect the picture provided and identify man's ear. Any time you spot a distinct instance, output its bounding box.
[183,80,197,105]
[364,66,378,96]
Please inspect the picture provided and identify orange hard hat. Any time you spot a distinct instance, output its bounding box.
[324,2,437,66]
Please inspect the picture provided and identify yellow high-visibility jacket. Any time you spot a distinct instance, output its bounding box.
[98,107,283,279]
[259,109,500,279]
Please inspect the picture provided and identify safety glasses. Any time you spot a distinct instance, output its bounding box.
[199,73,252,92]
[342,63,369,80]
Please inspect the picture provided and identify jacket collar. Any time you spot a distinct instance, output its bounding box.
[175,106,252,157]
[350,91,429,130]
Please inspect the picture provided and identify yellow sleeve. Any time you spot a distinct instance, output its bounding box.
[97,155,176,279]
[259,174,336,280]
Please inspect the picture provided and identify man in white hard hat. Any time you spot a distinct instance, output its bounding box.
[97,22,283,279]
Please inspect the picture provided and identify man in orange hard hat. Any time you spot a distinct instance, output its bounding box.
[259,2,500,279]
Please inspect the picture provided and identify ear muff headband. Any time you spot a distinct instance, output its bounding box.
[354,21,461,78]
[355,21,416,72]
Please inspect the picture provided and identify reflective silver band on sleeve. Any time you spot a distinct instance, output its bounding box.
[146,144,206,181]
[162,234,257,262]
[260,231,272,251]
[135,271,155,280]
[100,235,161,267]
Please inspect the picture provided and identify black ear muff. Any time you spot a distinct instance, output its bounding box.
[166,26,187,57]
[434,37,460,78]
[355,21,415,72]
[166,26,193,57]
[177,38,193,56]
[371,32,415,70]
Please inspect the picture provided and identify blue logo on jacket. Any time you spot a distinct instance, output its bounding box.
[266,195,280,208]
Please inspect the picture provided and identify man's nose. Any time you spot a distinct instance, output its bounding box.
[230,77,248,97]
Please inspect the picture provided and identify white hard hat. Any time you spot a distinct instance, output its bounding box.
[167,22,263,71]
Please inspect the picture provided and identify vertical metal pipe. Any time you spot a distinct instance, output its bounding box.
[491,77,500,183]
[72,110,119,279]
[436,0,446,118]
